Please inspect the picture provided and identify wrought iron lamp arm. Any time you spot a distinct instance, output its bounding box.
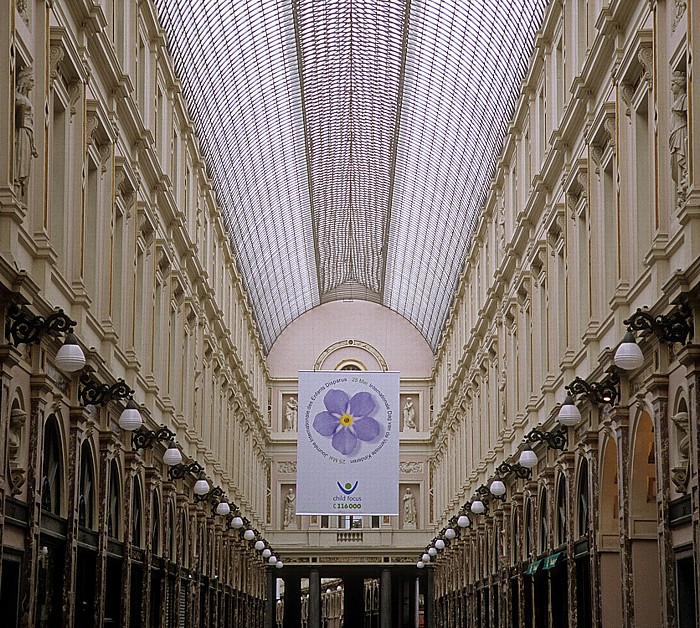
[8,306,76,346]
[525,425,568,450]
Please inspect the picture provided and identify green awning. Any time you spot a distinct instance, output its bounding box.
[525,559,542,575]
[542,552,562,570]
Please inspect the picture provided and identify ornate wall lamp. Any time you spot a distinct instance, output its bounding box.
[78,373,146,431]
[8,306,85,372]
[519,425,568,468]
[496,460,532,481]
[168,460,204,482]
[193,473,223,504]
[557,370,620,426]
[614,299,693,370]
[131,425,182,465]
[469,485,493,515]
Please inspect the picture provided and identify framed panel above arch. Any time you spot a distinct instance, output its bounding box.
[314,339,388,372]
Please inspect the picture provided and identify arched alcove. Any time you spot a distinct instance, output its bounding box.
[132,477,143,547]
[108,460,122,540]
[41,415,64,516]
[598,436,623,628]
[79,441,96,529]
[629,411,661,628]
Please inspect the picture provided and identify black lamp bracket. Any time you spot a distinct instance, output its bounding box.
[195,484,224,504]
[8,306,76,346]
[566,370,620,406]
[525,425,568,450]
[624,298,693,345]
[132,425,176,451]
[167,460,204,482]
[78,373,134,407]
[496,460,532,480]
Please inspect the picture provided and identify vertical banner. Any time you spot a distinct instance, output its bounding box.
[297,371,399,515]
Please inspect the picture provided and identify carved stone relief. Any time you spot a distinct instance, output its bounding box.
[399,461,423,474]
[8,407,27,495]
[672,0,687,31]
[671,412,689,493]
[277,461,297,474]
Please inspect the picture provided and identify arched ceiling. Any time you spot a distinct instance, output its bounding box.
[154,0,548,352]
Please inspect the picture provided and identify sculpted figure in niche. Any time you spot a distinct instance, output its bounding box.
[670,70,688,209]
[671,412,690,493]
[402,397,416,431]
[284,397,298,432]
[8,407,27,495]
[14,66,38,200]
[403,488,417,529]
[283,488,296,529]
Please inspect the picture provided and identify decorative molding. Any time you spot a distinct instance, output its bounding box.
[637,46,653,84]
[49,45,65,84]
[314,339,388,371]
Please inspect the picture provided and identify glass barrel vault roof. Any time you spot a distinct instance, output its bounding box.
[154,0,548,352]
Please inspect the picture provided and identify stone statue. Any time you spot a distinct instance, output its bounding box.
[14,66,38,200]
[671,412,690,493]
[8,408,27,495]
[403,488,417,529]
[284,397,298,432]
[402,397,416,431]
[283,488,296,528]
[499,367,507,422]
[670,71,688,210]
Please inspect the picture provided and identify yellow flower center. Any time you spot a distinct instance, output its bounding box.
[340,413,353,427]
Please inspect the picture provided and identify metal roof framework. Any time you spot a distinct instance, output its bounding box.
[155,0,548,352]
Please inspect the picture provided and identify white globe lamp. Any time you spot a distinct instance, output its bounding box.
[614,331,644,370]
[55,333,86,372]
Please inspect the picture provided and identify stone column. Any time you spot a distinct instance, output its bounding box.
[264,568,275,628]
[283,574,301,628]
[582,431,602,628]
[19,373,52,628]
[60,408,91,627]
[610,407,634,628]
[309,569,321,628]
[425,567,435,628]
[93,427,119,626]
[678,345,700,628]
[380,568,392,628]
[648,373,676,627]
[0,344,22,587]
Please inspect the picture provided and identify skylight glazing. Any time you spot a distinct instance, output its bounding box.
[155,0,318,347]
[154,0,547,351]
[384,0,548,347]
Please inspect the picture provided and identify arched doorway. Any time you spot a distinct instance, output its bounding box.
[599,436,622,625]
[629,411,661,628]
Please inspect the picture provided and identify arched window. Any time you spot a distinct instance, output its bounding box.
[132,477,143,547]
[577,458,590,538]
[166,501,176,560]
[180,510,188,565]
[539,488,549,553]
[79,441,96,528]
[511,510,520,564]
[556,476,567,547]
[108,460,121,539]
[41,416,63,515]
[151,491,161,555]
[525,499,534,559]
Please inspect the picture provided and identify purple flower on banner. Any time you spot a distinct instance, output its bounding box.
[312,389,382,456]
